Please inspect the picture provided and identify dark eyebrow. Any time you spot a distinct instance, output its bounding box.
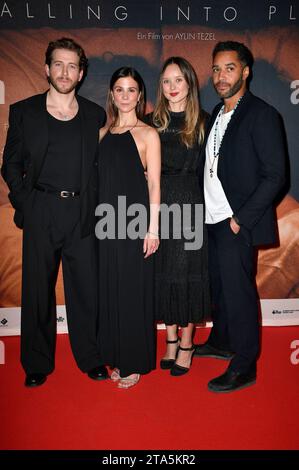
[114,86,138,90]
[212,62,237,68]
[52,60,78,66]
[163,75,184,79]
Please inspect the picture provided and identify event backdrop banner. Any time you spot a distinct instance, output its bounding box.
[0,0,299,335]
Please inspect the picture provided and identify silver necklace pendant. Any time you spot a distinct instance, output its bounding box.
[58,110,72,120]
[209,153,218,178]
[210,94,244,178]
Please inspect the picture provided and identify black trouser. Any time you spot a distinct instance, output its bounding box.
[207,218,259,373]
[21,189,101,375]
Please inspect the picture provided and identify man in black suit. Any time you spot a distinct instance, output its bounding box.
[195,41,286,392]
[1,38,108,386]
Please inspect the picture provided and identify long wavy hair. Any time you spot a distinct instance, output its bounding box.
[106,66,146,125]
[153,57,205,147]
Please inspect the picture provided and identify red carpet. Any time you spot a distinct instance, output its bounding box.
[1,327,299,450]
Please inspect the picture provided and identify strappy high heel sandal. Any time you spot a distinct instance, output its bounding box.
[118,374,140,389]
[170,345,196,376]
[160,337,180,370]
[110,368,121,382]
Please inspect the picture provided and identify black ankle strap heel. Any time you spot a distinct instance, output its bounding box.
[160,338,180,370]
[178,344,195,351]
[166,337,180,344]
[170,345,196,377]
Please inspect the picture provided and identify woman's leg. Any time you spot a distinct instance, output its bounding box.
[175,323,195,368]
[162,324,179,360]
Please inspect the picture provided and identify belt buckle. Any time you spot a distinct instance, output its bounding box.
[60,191,70,198]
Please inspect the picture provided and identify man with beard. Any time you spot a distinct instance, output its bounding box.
[1,38,108,386]
[195,41,286,392]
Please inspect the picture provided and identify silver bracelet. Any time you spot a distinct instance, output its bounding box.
[147,231,159,237]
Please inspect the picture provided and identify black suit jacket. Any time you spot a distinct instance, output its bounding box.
[200,90,286,246]
[1,92,106,237]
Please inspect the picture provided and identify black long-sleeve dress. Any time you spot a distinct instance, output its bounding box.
[146,111,210,327]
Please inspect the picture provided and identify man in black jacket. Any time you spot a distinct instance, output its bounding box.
[195,41,286,392]
[1,38,108,386]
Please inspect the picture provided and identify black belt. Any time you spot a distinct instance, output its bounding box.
[34,184,80,198]
[162,172,197,177]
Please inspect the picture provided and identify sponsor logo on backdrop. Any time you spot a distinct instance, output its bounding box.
[0,309,68,336]
[290,339,299,365]
[272,309,299,315]
[261,300,299,326]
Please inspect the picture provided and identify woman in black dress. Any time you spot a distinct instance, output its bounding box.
[97,67,161,388]
[146,57,210,376]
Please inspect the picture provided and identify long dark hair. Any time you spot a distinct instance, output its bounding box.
[107,66,146,124]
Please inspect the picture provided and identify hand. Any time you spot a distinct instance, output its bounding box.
[143,232,160,258]
[230,217,241,234]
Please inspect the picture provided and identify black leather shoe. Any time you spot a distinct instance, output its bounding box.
[208,368,256,393]
[87,365,108,381]
[194,343,234,360]
[25,373,47,387]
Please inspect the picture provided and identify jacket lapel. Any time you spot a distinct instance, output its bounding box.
[77,96,98,194]
[25,92,49,179]
[204,91,252,179]
[218,90,252,152]
[199,103,222,165]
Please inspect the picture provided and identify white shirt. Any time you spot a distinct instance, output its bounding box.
[204,108,234,224]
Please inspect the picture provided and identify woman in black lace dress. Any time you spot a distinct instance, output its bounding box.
[146,57,210,376]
